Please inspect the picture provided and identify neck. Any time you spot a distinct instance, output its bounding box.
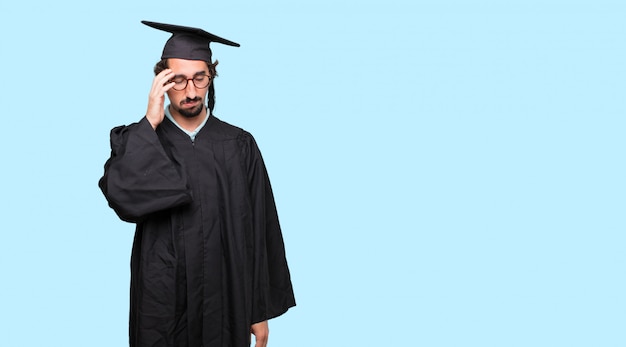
[168,105,208,132]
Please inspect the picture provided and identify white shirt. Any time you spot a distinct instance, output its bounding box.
[164,105,209,142]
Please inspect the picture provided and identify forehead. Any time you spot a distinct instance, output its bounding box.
[168,58,209,75]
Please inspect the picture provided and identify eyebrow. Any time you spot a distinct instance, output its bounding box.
[173,71,209,79]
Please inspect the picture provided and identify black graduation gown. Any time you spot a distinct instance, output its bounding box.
[99,115,295,347]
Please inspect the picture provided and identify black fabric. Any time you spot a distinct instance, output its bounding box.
[142,20,240,61]
[99,115,295,347]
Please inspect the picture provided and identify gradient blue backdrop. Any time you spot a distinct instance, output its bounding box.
[1,1,624,346]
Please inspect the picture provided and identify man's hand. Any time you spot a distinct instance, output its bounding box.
[251,321,269,347]
[146,68,176,129]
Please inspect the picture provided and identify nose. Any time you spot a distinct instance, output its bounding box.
[185,79,198,98]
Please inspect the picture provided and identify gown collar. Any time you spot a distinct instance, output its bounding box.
[164,105,210,142]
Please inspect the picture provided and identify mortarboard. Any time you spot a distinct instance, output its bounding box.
[142,20,240,61]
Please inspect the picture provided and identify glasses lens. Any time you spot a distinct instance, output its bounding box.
[169,75,211,90]
[171,76,187,91]
[193,75,211,89]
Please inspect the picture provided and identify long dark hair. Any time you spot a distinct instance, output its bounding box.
[153,59,219,114]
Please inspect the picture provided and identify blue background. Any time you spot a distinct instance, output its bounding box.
[1,1,624,346]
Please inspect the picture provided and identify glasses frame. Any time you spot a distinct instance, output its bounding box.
[170,74,213,91]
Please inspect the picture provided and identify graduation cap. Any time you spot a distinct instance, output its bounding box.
[142,20,240,61]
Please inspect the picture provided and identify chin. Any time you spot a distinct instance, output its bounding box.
[178,104,205,119]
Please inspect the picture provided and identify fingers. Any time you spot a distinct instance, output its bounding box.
[153,69,176,92]
[146,69,175,129]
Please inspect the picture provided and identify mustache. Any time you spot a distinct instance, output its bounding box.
[181,97,202,105]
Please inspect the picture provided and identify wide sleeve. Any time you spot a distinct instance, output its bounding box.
[98,117,192,223]
[243,133,296,323]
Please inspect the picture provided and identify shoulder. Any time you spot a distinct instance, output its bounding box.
[110,117,151,136]
[205,116,266,165]
[206,115,257,145]
[107,117,154,151]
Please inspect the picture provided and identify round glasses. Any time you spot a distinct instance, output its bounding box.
[170,74,212,91]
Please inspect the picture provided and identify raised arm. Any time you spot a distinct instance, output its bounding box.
[145,68,176,130]
[98,117,192,223]
[99,68,191,222]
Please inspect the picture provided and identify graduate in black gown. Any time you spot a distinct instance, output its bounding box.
[99,21,295,347]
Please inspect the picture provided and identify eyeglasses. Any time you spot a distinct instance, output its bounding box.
[169,74,212,91]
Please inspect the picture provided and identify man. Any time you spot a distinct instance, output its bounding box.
[99,21,295,347]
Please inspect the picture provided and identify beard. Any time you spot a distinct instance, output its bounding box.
[175,97,205,118]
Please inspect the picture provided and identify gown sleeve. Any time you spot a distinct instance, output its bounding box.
[99,117,192,223]
[243,133,296,323]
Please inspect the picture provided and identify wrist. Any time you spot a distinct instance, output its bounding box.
[145,115,160,129]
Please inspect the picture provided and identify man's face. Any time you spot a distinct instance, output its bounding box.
[166,58,211,119]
